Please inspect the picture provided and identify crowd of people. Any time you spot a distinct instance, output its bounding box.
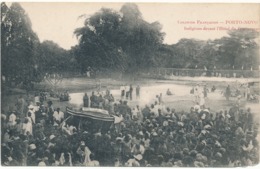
[190,84,209,108]
[120,84,140,100]
[83,90,115,110]
[223,82,259,102]
[1,84,259,167]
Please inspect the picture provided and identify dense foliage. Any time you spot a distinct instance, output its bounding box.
[1,2,259,86]
[1,2,40,84]
[155,29,259,70]
[74,3,165,73]
[1,2,77,85]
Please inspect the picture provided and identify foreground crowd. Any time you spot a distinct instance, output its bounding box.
[1,88,259,167]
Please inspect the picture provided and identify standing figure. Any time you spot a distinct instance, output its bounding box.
[47,101,54,125]
[90,92,96,108]
[129,85,133,100]
[125,85,130,100]
[225,85,231,101]
[194,84,200,104]
[211,85,216,92]
[236,96,241,109]
[83,93,89,107]
[199,92,205,109]
[246,86,251,100]
[136,85,140,99]
[8,111,17,127]
[22,117,33,136]
[76,141,92,165]
[16,95,26,117]
[203,85,208,98]
[27,105,36,124]
[96,79,101,92]
[159,93,163,105]
[53,108,64,126]
[120,85,126,100]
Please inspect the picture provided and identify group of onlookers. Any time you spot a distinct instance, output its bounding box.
[120,84,140,100]
[1,86,259,167]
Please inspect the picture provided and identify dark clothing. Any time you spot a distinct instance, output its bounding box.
[47,106,54,125]
[83,95,89,107]
[142,107,150,119]
[136,86,140,98]
[90,95,96,108]
[126,92,129,99]
[203,87,208,98]
[121,90,125,97]
[129,86,133,100]
[225,86,231,100]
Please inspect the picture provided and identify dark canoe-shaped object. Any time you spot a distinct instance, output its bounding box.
[66,107,114,122]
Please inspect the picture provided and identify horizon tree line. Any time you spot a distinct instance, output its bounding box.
[1,2,259,86]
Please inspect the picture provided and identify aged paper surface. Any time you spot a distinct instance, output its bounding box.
[1,1,260,167]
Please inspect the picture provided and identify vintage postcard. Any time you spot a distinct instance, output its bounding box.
[1,1,260,167]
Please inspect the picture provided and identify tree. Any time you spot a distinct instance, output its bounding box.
[156,28,259,70]
[1,2,40,85]
[119,3,165,73]
[165,39,205,68]
[37,40,73,74]
[74,3,165,75]
[204,28,259,70]
[74,8,128,73]
[226,28,259,69]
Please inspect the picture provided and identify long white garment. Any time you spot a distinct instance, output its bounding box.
[125,158,140,167]
[53,111,64,123]
[22,122,33,135]
[86,160,100,166]
[83,146,92,165]
[132,109,138,119]
[35,96,40,104]
[199,97,205,107]
[9,113,17,126]
[153,105,160,117]
[113,114,124,124]
[28,109,36,124]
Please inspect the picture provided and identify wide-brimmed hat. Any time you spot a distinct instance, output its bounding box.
[29,144,36,150]
[116,137,124,142]
[183,148,189,154]
[134,154,143,161]
[38,161,46,166]
[174,160,183,167]
[215,152,222,158]
[194,161,204,167]
[215,141,221,147]
[190,150,198,156]
[53,123,59,127]
[28,105,34,109]
[80,141,85,146]
[204,124,211,129]
[138,131,144,136]
[152,132,158,136]
[49,135,55,140]
[201,130,208,135]
[177,122,184,126]
[203,109,210,113]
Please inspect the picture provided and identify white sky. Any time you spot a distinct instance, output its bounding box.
[9,2,260,49]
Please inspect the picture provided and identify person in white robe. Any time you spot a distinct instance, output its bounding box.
[53,108,64,125]
[22,117,33,135]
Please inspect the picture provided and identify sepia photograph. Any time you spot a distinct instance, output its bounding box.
[1,1,260,167]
